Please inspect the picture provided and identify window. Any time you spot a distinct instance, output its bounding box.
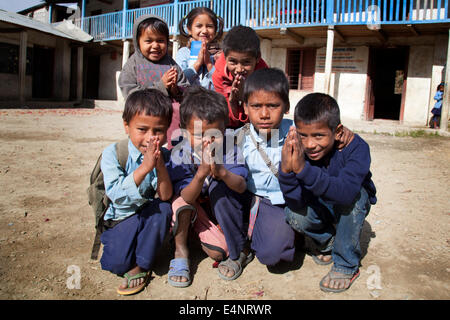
[0,43,32,75]
[287,48,316,91]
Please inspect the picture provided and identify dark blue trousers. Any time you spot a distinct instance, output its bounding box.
[100,199,172,275]
[209,181,295,266]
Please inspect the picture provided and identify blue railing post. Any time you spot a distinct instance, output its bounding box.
[81,0,86,31]
[326,0,334,24]
[174,0,179,35]
[240,0,246,25]
[122,0,128,39]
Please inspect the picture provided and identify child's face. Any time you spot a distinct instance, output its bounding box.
[124,112,169,154]
[138,27,168,62]
[295,120,342,161]
[244,90,289,138]
[225,50,259,79]
[185,115,225,153]
[188,14,216,43]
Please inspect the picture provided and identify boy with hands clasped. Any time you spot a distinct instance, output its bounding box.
[167,86,250,287]
[99,89,174,296]
[279,93,377,293]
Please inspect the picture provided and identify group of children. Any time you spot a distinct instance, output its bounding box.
[99,8,377,296]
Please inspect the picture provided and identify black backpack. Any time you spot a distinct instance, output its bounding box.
[87,139,129,260]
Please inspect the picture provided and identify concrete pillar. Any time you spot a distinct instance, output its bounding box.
[324,26,334,95]
[54,39,71,100]
[260,38,272,66]
[76,46,83,101]
[440,29,450,132]
[171,35,180,60]
[122,39,130,67]
[18,30,27,103]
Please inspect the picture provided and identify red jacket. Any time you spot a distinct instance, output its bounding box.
[212,52,269,128]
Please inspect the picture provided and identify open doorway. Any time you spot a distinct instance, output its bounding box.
[366,46,409,120]
[32,46,54,99]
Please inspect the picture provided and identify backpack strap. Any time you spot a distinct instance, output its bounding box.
[90,139,130,260]
[242,123,279,178]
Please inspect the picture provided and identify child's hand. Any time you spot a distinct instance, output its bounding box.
[197,140,212,179]
[142,136,160,172]
[291,131,305,174]
[281,127,295,173]
[162,67,177,89]
[209,140,227,180]
[229,74,243,106]
[336,126,354,150]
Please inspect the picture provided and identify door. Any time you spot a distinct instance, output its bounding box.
[366,46,409,120]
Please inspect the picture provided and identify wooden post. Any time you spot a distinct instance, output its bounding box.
[324,26,334,95]
[18,31,27,103]
[440,29,450,132]
[76,46,83,101]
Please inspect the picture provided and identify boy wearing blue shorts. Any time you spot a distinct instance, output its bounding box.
[99,89,173,295]
[279,93,377,293]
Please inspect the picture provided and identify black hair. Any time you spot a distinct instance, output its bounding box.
[178,7,224,42]
[122,88,173,127]
[222,25,260,58]
[137,17,169,43]
[294,93,341,131]
[179,86,229,128]
[243,68,290,112]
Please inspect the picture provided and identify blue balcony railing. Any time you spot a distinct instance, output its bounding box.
[75,0,450,41]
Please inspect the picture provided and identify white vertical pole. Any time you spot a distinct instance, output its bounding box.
[324,26,334,95]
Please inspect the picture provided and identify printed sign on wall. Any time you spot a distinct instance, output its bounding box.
[315,47,366,73]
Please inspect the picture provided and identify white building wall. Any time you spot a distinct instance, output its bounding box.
[99,51,123,100]
[314,46,369,120]
[403,45,434,124]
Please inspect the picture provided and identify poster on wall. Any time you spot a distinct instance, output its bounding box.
[316,47,366,73]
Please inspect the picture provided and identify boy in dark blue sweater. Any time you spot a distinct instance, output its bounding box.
[279,93,376,293]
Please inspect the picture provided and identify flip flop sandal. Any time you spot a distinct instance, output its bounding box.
[319,269,360,293]
[217,251,254,281]
[168,258,191,288]
[116,271,150,296]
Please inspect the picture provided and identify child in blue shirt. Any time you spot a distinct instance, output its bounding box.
[279,92,377,293]
[219,68,354,281]
[176,7,224,89]
[100,89,173,295]
[430,83,444,129]
[166,86,249,286]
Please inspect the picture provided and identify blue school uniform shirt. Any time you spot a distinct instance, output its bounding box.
[278,134,377,213]
[167,135,248,196]
[101,139,158,221]
[175,47,215,90]
[237,118,293,205]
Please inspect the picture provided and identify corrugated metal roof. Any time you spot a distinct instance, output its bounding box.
[0,9,92,42]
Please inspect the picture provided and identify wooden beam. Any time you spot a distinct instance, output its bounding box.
[373,28,388,44]
[0,28,24,33]
[406,24,420,36]
[330,25,346,43]
[280,27,304,45]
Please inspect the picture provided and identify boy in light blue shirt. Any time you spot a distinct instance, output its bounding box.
[100,89,173,296]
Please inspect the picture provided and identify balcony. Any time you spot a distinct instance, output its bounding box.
[74,0,450,42]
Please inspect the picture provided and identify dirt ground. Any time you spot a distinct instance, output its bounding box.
[0,108,449,301]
